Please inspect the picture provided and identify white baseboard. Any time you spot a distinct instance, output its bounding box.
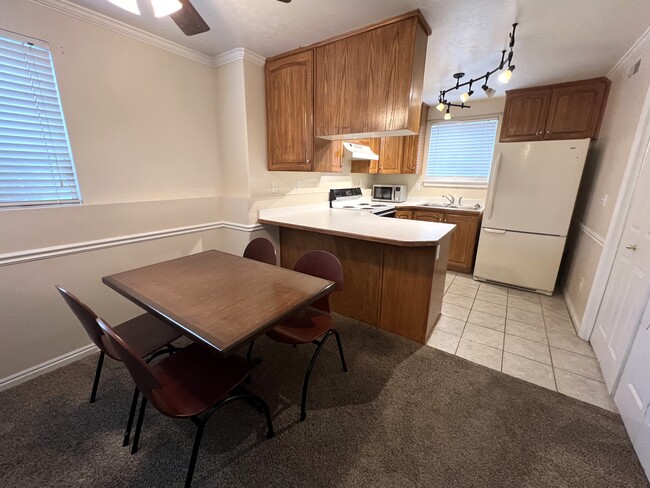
[0,343,98,392]
[563,287,585,339]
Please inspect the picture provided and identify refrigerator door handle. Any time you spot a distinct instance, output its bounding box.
[483,228,507,234]
[485,153,502,220]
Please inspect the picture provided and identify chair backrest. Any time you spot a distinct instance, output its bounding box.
[243,238,277,265]
[96,318,161,399]
[55,285,118,359]
[293,250,344,313]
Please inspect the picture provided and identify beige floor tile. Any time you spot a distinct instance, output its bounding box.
[443,293,474,309]
[554,369,618,412]
[540,294,566,307]
[434,315,466,337]
[441,302,471,321]
[475,290,508,305]
[467,309,506,331]
[547,331,596,358]
[506,320,549,344]
[551,347,604,382]
[456,339,503,371]
[543,307,572,320]
[545,316,577,336]
[508,288,542,303]
[446,271,457,278]
[453,275,480,289]
[502,353,556,390]
[427,329,461,354]
[447,284,478,298]
[478,282,509,296]
[462,323,504,349]
[507,307,545,327]
[504,335,552,365]
[508,296,543,314]
[471,299,507,318]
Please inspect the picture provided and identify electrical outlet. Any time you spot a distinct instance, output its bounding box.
[271,181,278,193]
[600,194,608,207]
[295,180,302,190]
[578,277,585,293]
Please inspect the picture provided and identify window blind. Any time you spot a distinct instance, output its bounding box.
[425,118,498,186]
[0,32,80,207]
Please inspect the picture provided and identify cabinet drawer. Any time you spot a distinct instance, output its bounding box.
[414,210,444,222]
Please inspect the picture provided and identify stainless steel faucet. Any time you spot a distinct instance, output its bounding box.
[443,194,455,206]
[458,196,463,206]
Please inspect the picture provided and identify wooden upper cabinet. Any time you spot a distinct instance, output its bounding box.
[500,77,610,143]
[401,102,429,174]
[266,50,314,170]
[314,12,430,139]
[500,89,551,142]
[545,81,609,140]
[378,137,403,174]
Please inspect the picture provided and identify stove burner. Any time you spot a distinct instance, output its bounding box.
[358,203,370,206]
[343,205,356,208]
[371,204,385,207]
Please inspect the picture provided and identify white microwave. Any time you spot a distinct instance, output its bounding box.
[372,184,408,203]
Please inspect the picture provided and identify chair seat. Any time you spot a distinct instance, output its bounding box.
[106,314,182,359]
[150,344,250,418]
[266,307,333,344]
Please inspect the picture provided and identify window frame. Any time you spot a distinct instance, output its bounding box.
[422,113,501,189]
[0,28,82,210]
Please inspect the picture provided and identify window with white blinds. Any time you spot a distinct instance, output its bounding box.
[0,31,80,208]
[424,118,498,187]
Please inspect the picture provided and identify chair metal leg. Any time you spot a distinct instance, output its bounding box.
[131,396,147,455]
[331,329,348,372]
[300,331,333,422]
[246,340,255,363]
[89,351,105,403]
[185,419,205,488]
[123,388,140,446]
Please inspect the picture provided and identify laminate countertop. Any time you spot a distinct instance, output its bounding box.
[258,205,455,247]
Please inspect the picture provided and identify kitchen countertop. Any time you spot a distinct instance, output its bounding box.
[258,204,455,247]
[396,201,485,214]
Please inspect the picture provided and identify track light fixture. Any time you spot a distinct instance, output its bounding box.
[437,23,519,120]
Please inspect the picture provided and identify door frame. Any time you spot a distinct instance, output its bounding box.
[580,83,650,341]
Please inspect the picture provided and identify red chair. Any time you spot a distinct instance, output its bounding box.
[243,237,277,265]
[96,318,274,488]
[252,250,348,421]
[55,286,181,445]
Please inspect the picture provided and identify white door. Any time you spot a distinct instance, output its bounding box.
[483,139,589,235]
[473,229,566,294]
[615,299,650,478]
[591,141,650,391]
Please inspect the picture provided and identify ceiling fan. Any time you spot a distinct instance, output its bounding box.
[107,0,293,37]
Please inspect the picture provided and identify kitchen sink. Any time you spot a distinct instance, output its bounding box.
[418,202,482,211]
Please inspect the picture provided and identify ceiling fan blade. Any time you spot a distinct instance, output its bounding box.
[170,0,210,36]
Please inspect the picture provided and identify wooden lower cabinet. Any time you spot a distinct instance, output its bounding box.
[279,227,449,343]
[402,207,482,273]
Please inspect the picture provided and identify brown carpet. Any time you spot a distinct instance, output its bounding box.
[0,314,647,487]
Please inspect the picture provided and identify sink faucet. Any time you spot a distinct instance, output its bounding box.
[443,194,455,206]
[458,196,463,206]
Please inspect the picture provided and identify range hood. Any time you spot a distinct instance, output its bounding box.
[342,142,379,160]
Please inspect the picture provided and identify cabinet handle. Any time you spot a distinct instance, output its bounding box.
[546,130,551,134]
[306,159,310,163]
[537,131,543,135]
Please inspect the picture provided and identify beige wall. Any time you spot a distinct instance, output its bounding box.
[563,38,650,322]
[379,97,505,202]
[0,1,225,383]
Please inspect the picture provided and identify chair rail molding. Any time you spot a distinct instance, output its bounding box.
[0,221,264,267]
[578,82,650,341]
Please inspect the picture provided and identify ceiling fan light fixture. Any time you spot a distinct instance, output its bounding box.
[151,0,183,17]
[107,0,140,15]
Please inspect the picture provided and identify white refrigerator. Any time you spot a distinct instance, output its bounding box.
[473,138,590,295]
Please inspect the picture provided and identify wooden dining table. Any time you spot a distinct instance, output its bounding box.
[102,250,336,355]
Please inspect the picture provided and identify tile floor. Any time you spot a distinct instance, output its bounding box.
[427,271,617,412]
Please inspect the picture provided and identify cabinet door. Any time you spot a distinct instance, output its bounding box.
[500,89,552,142]
[444,213,479,273]
[402,103,429,174]
[313,140,343,173]
[545,82,609,140]
[395,210,413,219]
[414,210,444,222]
[315,34,369,136]
[378,137,403,174]
[266,50,314,170]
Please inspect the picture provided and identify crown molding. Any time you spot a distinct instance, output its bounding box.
[212,48,266,68]
[608,25,650,78]
[26,0,214,66]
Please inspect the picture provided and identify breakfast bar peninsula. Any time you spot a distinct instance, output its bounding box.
[259,205,455,343]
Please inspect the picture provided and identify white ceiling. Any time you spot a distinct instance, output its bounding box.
[67,0,650,104]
